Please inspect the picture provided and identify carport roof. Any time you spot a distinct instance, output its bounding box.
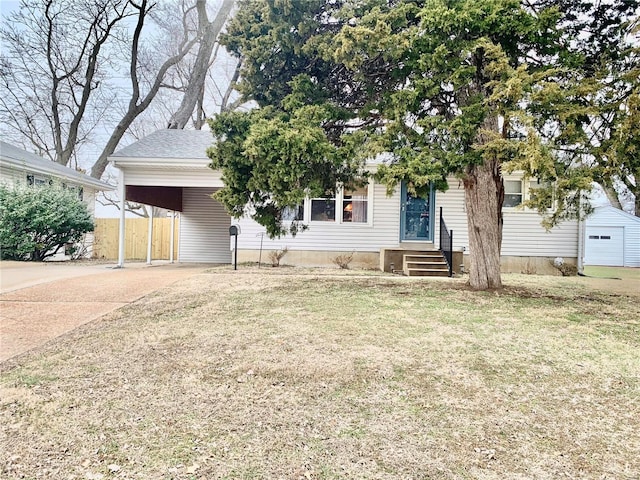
[110,129,213,159]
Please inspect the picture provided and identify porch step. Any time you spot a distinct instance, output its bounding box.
[406,268,451,277]
[403,252,451,277]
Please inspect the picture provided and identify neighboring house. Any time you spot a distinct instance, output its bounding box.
[110,129,581,275]
[0,141,115,259]
[584,206,640,267]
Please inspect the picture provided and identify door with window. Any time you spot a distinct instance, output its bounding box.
[400,182,434,241]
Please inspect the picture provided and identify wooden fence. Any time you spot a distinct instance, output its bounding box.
[93,218,179,260]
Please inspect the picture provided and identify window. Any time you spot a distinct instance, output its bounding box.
[26,174,48,186]
[311,197,336,222]
[503,180,522,207]
[342,186,368,223]
[282,204,304,221]
[529,180,554,210]
[310,182,371,224]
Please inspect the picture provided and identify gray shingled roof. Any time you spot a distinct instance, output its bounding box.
[110,129,214,159]
[0,141,114,190]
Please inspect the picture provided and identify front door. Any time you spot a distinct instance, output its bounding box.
[400,182,434,242]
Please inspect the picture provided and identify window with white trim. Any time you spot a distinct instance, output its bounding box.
[503,180,523,207]
[311,196,336,222]
[342,185,368,223]
[26,174,48,186]
[282,204,304,221]
[528,180,554,210]
[309,182,372,224]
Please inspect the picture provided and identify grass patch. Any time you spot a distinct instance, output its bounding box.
[583,265,640,280]
[1,270,639,479]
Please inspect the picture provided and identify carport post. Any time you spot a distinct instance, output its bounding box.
[147,205,153,265]
[169,211,175,264]
[117,168,126,268]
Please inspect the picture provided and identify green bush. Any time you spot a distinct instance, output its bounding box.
[0,183,94,261]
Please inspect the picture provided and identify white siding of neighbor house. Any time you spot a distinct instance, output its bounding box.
[236,182,400,252]
[433,178,578,258]
[179,187,232,263]
[0,165,25,185]
[585,206,640,267]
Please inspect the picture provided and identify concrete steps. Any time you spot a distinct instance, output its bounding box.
[403,251,451,277]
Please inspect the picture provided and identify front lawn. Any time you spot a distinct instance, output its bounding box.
[1,269,639,479]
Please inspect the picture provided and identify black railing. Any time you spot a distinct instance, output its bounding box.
[439,207,453,277]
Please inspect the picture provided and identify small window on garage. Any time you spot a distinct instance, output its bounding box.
[589,235,600,239]
[600,235,611,240]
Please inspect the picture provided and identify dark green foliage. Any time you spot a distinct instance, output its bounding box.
[0,183,94,261]
[207,0,638,288]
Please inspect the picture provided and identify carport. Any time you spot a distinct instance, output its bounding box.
[108,129,232,267]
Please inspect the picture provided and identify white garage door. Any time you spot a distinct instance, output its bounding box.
[584,226,624,266]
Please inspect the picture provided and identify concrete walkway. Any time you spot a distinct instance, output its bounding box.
[0,261,212,363]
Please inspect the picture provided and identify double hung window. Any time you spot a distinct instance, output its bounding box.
[308,183,371,224]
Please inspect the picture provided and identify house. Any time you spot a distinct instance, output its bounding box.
[0,141,115,259]
[584,206,640,267]
[109,129,581,275]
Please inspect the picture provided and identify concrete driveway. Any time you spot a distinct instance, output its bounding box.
[0,261,212,363]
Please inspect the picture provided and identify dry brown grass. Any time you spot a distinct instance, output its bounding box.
[1,268,639,479]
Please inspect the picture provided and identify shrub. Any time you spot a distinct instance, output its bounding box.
[268,247,289,267]
[332,251,355,269]
[550,257,578,276]
[0,183,94,261]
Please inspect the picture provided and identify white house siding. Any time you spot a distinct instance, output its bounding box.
[626,227,640,267]
[585,206,640,267]
[178,187,232,263]
[433,181,468,250]
[124,168,223,188]
[434,179,578,258]
[0,165,25,185]
[236,182,400,252]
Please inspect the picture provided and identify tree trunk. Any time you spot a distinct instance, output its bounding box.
[167,0,235,129]
[602,184,623,210]
[463,157,504,290]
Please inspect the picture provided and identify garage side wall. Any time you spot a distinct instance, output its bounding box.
[585,207,640,267]
[179,187,232,263]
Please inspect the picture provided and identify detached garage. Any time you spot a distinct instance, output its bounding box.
[584,206,640,267]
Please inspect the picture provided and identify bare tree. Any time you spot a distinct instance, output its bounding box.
[1,0,237,180]
[1,0,136,165]
[167,0,235,129]
[89,0,202,178]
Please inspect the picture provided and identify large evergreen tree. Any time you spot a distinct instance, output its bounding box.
[208,0,638,290]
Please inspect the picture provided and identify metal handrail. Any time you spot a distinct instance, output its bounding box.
[439,207,453,277]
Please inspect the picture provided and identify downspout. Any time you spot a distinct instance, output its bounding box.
[117,168,126,268]
[577,195,585,275]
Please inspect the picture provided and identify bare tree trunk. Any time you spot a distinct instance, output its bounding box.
[602,185,623,210]
[90,0,199,179]
[43,0,132,166]
[463,156,504,290]
[220,57,241,112]
[167,0,235,129]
